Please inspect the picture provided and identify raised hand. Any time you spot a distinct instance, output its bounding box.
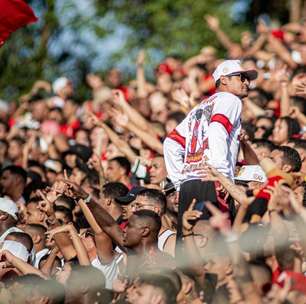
[110,107,129,128]
[205,15,220,31]
[85,110,103,128]
[45,223,76,240]
[289,106,302,119]
[273,64,289,84]
[195,163,220,182]
[112,89,126,106]
[0,250,14,265]
[206,202,231,235]
[239,129,249,143]
[37,190,53,216]
[172,88,190,111]
[87,153,102,171]
[136,49,145,66]
[291,73,306,91]
[256,19,269,34]
[61,179,89,200]
[182,199,202,233]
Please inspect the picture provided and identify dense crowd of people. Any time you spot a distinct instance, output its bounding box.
[0,14,306,304]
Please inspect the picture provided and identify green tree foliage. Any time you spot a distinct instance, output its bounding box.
[104,0,245,60]
[0,0,292,101]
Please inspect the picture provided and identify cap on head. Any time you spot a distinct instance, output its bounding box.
[115,186,147,205]
[52,77,69,94]
[0,197,18,220]
[235,165,267,183]
[63,144,93,163]
[212,60,258,83]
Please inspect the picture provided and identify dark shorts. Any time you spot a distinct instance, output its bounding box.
[176,179,236,239]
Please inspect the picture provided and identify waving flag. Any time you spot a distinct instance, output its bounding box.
[0,0,37,46]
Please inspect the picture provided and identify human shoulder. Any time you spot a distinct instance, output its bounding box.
[213,92,242,113]
[215,92,241,104]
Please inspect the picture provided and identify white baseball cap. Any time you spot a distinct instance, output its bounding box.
[212,60,258,83]
[45,159,62,173]
[235,165,267,183]
[0,197,18,220]
[52,77,69,94]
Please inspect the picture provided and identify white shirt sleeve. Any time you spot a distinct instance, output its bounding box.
[91,255,121,289]
[207,93,241,176]
[163,116,188,186]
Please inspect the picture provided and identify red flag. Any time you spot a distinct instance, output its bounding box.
[0,0,37,46]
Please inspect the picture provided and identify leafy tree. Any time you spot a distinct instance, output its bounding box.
[0,0,295,101]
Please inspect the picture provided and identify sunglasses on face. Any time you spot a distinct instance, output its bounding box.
[228,73,249,83]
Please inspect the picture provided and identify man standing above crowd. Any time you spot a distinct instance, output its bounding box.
[163,60,258,237]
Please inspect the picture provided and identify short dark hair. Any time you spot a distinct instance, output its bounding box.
[7,275,65,304]
[215,79,221,88]
[10,136,25,145]
[248,88,270,107]
[23,181,49,202]
[25,196,41,206]
[167,111,186,124]
[256,115,275,127]
[134,209,162,234]
[276,145,302,172]
[276,248,295,271]
[252,139,275,152]
[288,138,306,151]
[28,160,46,174]
[56,195,76,210]
[279,116,301,138]
[110,156,131,175]
[138,272,179,304]
[102,182,129,199]
[1,165,27,184]
[54,205,73,223]
[26,223,47,236]
[137,188,167,214]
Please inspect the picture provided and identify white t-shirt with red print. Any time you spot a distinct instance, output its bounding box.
[163,92,242,187]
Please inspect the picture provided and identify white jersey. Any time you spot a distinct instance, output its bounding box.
[163,92,242,187]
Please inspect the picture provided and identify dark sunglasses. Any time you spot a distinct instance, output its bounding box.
[228,73,249,83]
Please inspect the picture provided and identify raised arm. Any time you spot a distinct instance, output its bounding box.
[87,111,138,164]
[88,201,124,248]
[40,247,60,276]
[205,15,241,55]
[243,33,267,58]
[0,250,47,279]
[198,164,251,206]
[124,121,163,155]
[136,50,147,99]
[239,130,259,165]
[268,34,297,69]
[78,199,102,234]
[181,199,204,276]
[206,203,262,304]
[113,89,154,134]
[46,224,90,266]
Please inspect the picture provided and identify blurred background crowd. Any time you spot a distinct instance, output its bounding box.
[0,0,306,303]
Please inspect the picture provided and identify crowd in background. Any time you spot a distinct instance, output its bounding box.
[0,15,305,304]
